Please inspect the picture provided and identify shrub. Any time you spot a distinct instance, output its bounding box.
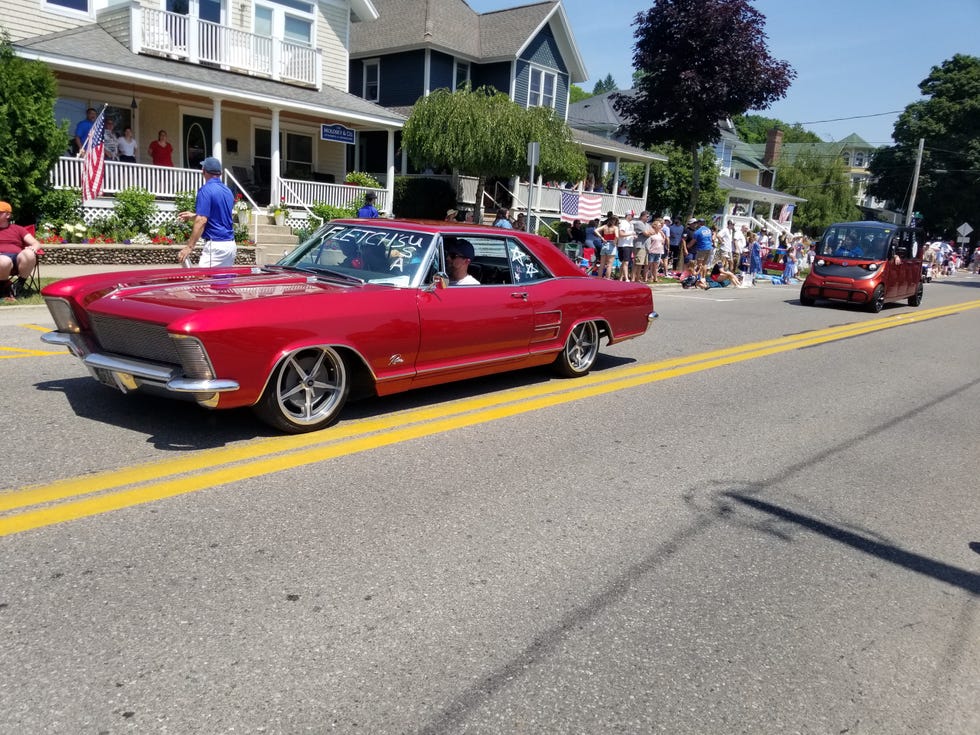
[113,186,157,233]
[309,202,356,222]
[37,188,82,224]
[344,170,382,187]
[393,177,456,219]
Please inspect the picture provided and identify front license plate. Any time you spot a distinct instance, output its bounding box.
[93,367,123,390]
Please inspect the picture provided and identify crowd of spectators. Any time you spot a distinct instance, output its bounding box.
[566,212,814,288]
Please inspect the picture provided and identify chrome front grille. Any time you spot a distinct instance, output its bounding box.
[89,314,181,365]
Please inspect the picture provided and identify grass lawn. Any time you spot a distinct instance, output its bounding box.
[1,278,59,307]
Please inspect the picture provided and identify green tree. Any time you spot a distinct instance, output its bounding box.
[0,32,70,224]
[622,144,724,218]
[614,0,794,221]
[402,86,585,222]
[733,114,821,144]
[868,54,980,236]
[569,84,591,104]
[774,150,860,235]
[592,74,618,95]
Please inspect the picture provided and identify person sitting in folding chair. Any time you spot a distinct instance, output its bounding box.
[0,201,43,302]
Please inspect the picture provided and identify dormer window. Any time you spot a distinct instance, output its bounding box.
[842,153,851,166]
[529,67,556,108]
[854,152,865,167]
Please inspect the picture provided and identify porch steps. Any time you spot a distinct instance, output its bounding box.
[252,221,299,266]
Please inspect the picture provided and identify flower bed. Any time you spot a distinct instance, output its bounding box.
[37,245,256,266]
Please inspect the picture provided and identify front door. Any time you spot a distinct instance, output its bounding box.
[182,115,212,169]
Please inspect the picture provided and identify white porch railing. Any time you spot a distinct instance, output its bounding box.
[50,157,203,198]
[49,158,387,213]
[138,7,321,88]
[279,179,390,214]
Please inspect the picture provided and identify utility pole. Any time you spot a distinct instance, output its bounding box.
[905,138,924,227]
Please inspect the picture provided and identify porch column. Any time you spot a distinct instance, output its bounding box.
[611,157,622,212]
[211,97,222,159]
[270,107,281,205]
[641,162,650,207]
[386,128,395,214]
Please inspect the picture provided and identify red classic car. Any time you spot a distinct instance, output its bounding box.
[41,220,655,432]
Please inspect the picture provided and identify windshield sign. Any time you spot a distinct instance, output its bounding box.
[818,225,894,261]
[280,224,435,286]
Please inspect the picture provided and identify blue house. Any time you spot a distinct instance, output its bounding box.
[348,0,661,217]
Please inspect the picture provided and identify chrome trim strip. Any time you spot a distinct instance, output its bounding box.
[167,378,240,393]
[41,332,73,346]
[84,353,179,382]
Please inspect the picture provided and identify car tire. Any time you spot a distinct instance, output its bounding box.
[554,321,600,377]
[908,283,923,307]
[253,346,350,433]
[867,285,886,313]
[799,287,816,306]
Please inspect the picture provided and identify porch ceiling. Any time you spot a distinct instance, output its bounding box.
[719,175,806,204]
[572,129,667,165]
[15,24,405,130]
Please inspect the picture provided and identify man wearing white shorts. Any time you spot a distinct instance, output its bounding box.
[178,156,237,267]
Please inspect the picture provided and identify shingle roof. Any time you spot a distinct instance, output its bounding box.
[351,0,572,69]
[16,24,405,127]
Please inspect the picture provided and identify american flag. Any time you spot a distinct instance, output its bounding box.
[81,109,107,201]
[559,190,603,223]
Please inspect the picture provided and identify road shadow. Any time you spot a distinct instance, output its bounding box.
[33,352,638,448]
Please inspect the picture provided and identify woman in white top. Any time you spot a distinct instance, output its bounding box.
[117,127,138,163]
[617,215,635,281]
[647,218,666,283]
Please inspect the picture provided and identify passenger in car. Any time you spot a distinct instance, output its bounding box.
[446,239,479,285]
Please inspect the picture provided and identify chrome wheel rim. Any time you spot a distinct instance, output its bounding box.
[275,347,347,426]
[565,321,599,373]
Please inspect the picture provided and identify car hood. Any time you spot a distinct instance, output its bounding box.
[51,267,372,322]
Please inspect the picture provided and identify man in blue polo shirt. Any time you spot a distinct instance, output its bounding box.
[690,216,714,265]
[178,156,236,267]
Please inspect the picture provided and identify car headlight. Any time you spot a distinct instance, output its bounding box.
[815,259,826,267]
[45,297,82,333]
[867,263,878,271]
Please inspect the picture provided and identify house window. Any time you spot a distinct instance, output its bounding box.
[842,153,851,166]
[255,0,315,48]
[854,152,865,167]
[254,128,314,186]
[44,0,90,14]
[363,60,380,102]
[528,67,556,108]
[454,61,470,90]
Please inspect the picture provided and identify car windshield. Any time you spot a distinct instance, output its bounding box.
[278,223,436,286]
[817,225,893,261]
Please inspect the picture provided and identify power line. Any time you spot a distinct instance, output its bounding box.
[795,110,904,125]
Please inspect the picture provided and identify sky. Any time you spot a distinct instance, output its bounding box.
[466,0,980,146]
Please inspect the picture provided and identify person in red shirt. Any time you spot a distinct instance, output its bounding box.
[0,201,43,302]
[148,130,174,167]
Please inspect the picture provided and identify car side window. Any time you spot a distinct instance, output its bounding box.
[452,236,512,285]
[506,239,550,283]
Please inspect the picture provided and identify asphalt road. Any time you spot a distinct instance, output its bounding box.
[1,276,978,734]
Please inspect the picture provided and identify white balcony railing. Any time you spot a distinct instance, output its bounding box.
[280,178,390,215]
[137,7,321,88]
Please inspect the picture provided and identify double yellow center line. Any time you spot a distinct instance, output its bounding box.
[3,299,978,537]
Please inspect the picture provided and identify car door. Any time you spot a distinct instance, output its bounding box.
[415,235,534,380]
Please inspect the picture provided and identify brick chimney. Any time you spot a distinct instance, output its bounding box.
[763,127,783,166]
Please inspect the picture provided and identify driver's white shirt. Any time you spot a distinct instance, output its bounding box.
[450,274,479,285]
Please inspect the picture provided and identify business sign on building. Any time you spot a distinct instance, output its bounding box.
[321,123,356,145]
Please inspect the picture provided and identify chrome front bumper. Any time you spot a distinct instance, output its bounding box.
[42,331,239,399]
